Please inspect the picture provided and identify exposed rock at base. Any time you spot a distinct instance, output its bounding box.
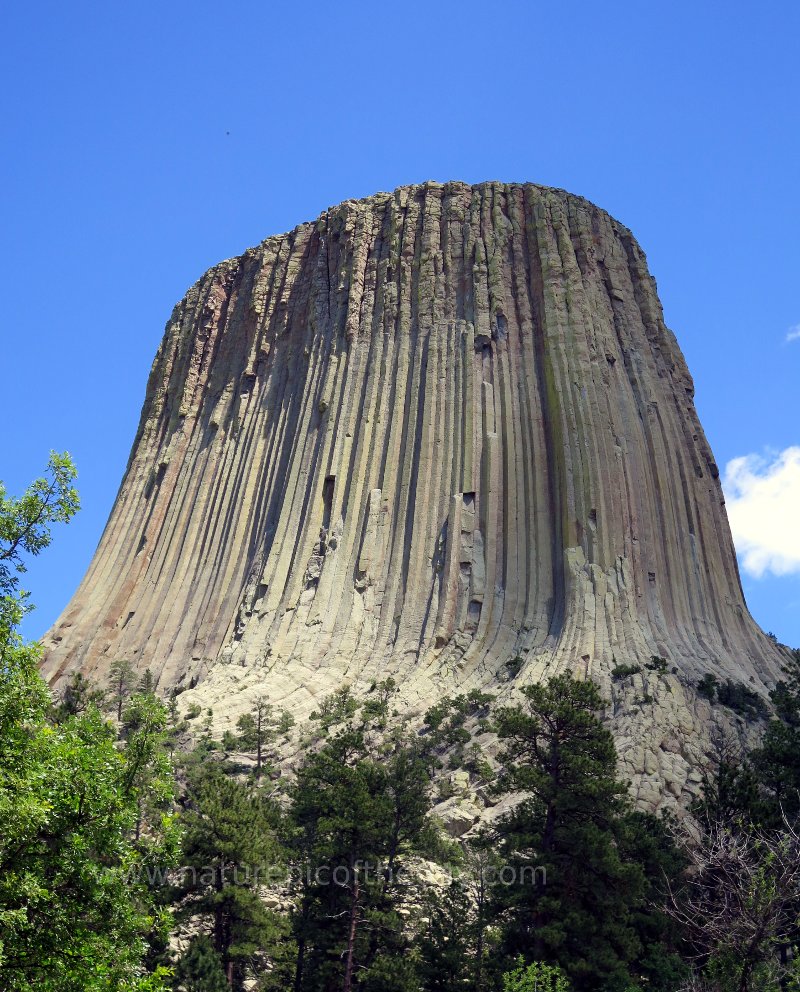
[40,181,788,807]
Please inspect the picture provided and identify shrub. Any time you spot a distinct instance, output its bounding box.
[716,679,768,720]
[505,655,524,679]
[503,957,571,991]
[696,674,718,702]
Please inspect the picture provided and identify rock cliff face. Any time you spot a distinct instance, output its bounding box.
[42,181,785,806]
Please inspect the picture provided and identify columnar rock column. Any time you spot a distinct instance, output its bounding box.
[42,181,786,806]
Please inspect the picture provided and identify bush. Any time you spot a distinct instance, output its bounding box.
[716,679,768,720]
[646,655,669,673]
[503,958,571,991]
[505,655,524,679]
[696,673,718,702]
[612,663,642,681]
[695,675,768,720]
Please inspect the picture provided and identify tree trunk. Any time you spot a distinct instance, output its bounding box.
[256,707,263,779]
[475,870,485,991]
[342,877,360,992]
[293,932,306,992]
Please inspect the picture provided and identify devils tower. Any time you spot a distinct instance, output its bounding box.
[41,181,786,805]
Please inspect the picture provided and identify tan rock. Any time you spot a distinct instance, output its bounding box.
[40,181,787,802]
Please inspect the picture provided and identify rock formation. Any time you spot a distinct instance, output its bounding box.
[41,181,786,807]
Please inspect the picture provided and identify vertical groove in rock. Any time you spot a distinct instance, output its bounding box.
[42,181,787,799]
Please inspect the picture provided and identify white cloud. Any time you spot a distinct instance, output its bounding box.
[787,324,800,343]
[724,447,800,578]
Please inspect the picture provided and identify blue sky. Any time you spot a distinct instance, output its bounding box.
[2,0,798,648]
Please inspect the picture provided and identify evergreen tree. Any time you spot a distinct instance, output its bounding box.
[50,669,106,722]
[235,696,276,779]
[693,650,800,832]
[684,649,800,987]
[413,838,499,992]
[750,649,800,825]
[174,936,228,992]
[175,761,287,991]
[415,879,475,991]
[491,673,675,991]
[109,658,137,721]
[501,958,571,992]
[287,698,433,992]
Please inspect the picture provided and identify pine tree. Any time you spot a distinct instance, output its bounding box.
[50,669,106,722]
[235,696,275,779]
[502,958,571,991]
[491,673,670,991]
[174,935,229,991]
[683,648,800,987]
[751,649,800,825]
[175,760,287,990]
[287,700,433,992]
[108,658,137,721]
[415,879,475,991]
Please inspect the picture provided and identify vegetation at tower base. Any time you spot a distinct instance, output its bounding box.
[489,675,686,992]
[285,685,438,992]
[677,649,800,991]
[0,456,177,992]
[172,761,288,989]
[501,958,571,992]
[4,459,800,992]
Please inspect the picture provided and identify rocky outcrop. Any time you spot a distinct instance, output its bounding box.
[41,181,787,805]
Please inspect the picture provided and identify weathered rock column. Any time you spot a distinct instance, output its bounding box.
[41,181,787,807]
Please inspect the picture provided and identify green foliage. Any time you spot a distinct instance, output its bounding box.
[705,649,800,828]
[50,669,106,722]
[308,685,358,729]
[173,935,228,991]
[0,659,177,991]
[174,760,287,990]
[0,456,177,991]
[685,650,800,987]
[414,880,475,991]
[491,674,681,991]
[646,655,669,673]
[695,674,768,720]
[0,452,79,640]
[414,846,499,992]
[287,718,434,991]
[232,696,295,778]
[502,957,571,991]
[505,655,524,680]
[277,709,295,735]
[611,663,642,681]
[697,673,718,702]
[360,677,400,726]
[423,690,494,773]
[108,659,137,721]
[716,680,768,720]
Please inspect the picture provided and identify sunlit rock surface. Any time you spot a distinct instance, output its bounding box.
[42,181,787,806]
